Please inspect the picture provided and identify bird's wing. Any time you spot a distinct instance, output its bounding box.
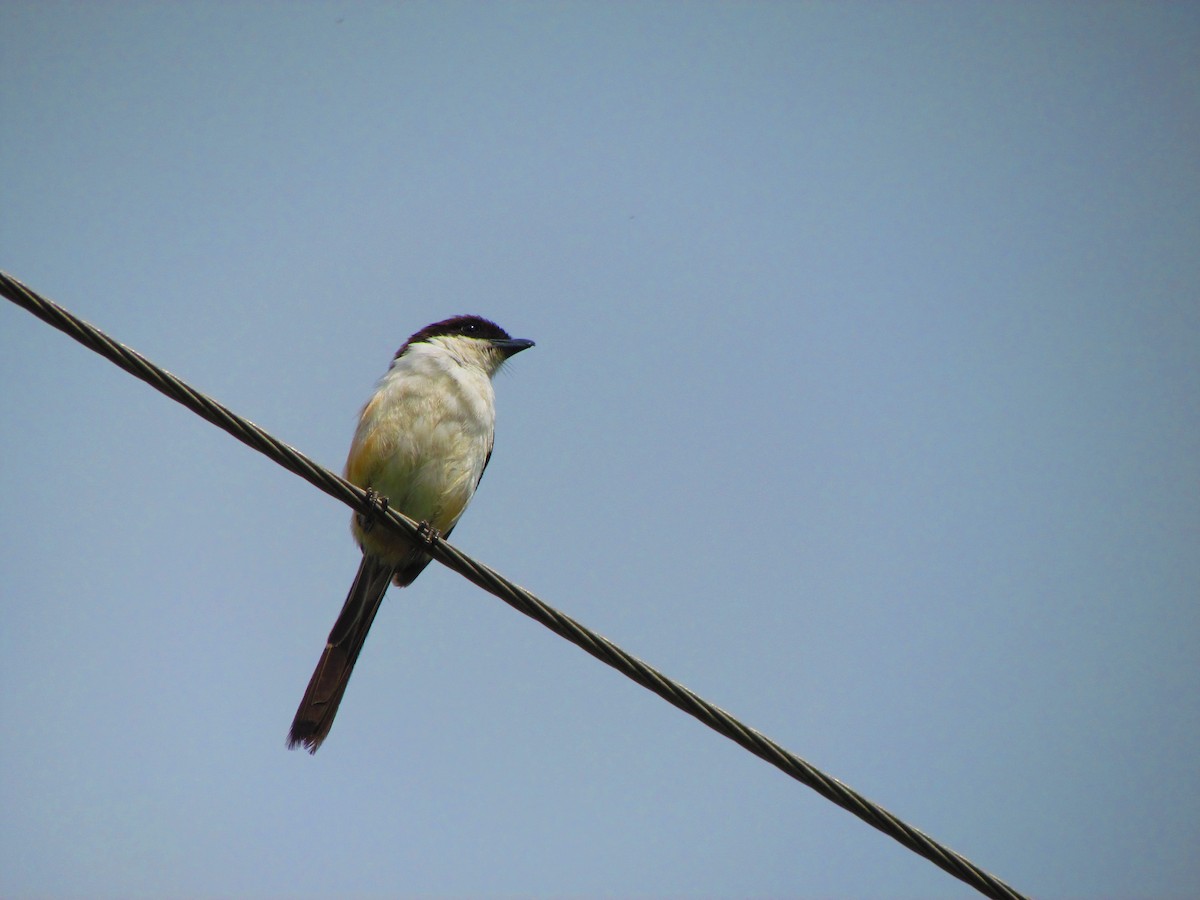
[477,437,494,491]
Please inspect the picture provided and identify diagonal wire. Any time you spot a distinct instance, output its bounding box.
[1,270,1029,900]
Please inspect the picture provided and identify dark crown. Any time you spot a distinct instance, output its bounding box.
[396,315,512,358]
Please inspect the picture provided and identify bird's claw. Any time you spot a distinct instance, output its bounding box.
[357,488,389,532]
[417,520,442,547]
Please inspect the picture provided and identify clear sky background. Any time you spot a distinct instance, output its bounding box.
[2,3,1197,898]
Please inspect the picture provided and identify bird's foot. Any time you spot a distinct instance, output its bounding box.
[357,488,389,532]
[416,520,442,547]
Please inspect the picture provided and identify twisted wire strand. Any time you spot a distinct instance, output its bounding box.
[1,270,1029,900]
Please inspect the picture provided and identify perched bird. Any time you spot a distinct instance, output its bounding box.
[288,316,534,752]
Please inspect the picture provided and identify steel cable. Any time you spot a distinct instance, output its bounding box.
[2,270,1029,900]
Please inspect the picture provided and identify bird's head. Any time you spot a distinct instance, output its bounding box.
[396,315,534,377]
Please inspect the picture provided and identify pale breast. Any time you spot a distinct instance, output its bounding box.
[345,350,496,561]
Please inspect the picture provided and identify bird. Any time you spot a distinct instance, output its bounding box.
[287,315,534,753]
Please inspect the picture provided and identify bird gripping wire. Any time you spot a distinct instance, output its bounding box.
[1,270,1029,900]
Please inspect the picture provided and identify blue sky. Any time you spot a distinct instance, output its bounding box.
[2,3,1197,898]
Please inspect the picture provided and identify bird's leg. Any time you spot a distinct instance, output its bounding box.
[356,488,389,533]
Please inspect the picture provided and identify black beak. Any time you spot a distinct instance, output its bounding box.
[492,337,535,358]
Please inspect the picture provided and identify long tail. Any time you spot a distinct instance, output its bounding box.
[287,555,395,753]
